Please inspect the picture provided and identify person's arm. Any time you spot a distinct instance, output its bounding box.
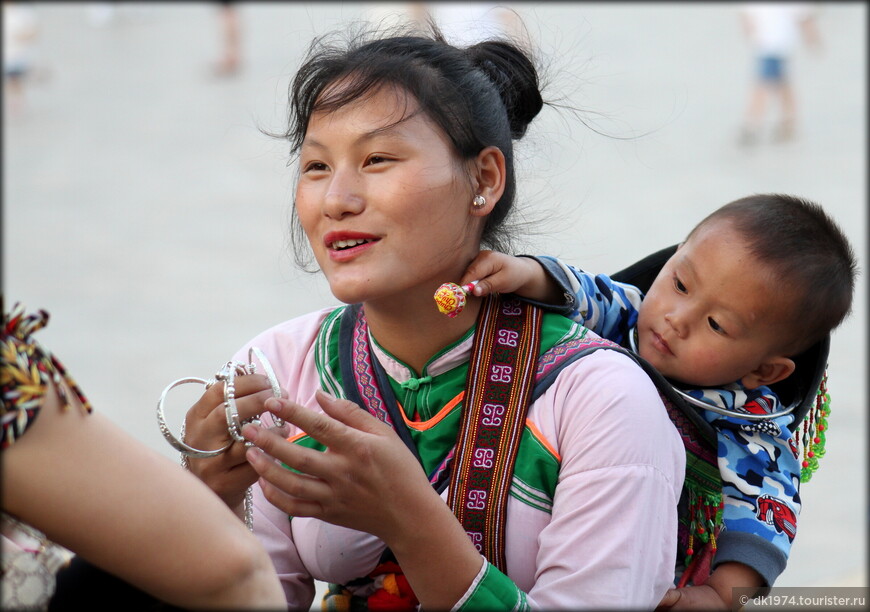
[1,381,285,610]
[705,402,800,590]
[461,249,565,306]
[245,349,686,610]
[460,250,645,332]
[462,251,643,343]
[658,562,763,610]
[709,429,798,590]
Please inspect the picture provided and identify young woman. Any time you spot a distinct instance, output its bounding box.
[182,26,686,610]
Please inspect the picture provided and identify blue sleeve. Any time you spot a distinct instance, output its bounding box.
[703,398,801,586]
[519,255,643,345]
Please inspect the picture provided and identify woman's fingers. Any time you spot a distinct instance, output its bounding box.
[262,392,388,446]
[242,421,332,480]
[245,438,329,498]
[314,390,396,435]
[257,475,324,518]
[242,395,432,538]
[243,427,333,517]
[179,373,286,508]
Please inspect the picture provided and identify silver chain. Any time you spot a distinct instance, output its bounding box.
[180,421,254,532]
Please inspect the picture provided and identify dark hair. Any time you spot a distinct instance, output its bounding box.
[281,24,544,269]
[689,193,858,355]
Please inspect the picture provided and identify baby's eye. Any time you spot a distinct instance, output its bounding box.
[673,276,687,293]
[708,317,726,334]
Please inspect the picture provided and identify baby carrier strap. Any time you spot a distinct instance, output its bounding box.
[447,296,543,571]
[527,319,721,583]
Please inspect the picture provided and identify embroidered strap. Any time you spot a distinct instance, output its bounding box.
[446,296,542,572]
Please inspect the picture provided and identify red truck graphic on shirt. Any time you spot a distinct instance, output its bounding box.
[756,494,797,541]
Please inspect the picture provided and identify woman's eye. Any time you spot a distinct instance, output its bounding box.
[365,155,391,166]
[303,162,328,173]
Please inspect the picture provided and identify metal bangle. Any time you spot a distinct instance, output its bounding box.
[223,366,245,442]
[157,377,233,458]
[248,347,284,427]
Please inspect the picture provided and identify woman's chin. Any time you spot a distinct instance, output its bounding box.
[326,278,382,305]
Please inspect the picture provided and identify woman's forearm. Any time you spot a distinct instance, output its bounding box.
[2,388,285,609]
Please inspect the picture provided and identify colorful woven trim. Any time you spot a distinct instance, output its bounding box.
[658,391,722,585]
[446,296,542,572]
[534,333,616,380]
[2,303,92,449]
[796,371,829,483]
[351,306,394,427]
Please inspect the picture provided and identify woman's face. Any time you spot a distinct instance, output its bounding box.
[296,85,483,307]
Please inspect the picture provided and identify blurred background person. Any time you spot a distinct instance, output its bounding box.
[86,2,115,27]
[3,1,40,117]
[214,1,241,76]
[738,2,822,145]
[363,2,523,46]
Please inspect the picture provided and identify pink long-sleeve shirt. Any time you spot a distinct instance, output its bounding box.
[234,306,685,610]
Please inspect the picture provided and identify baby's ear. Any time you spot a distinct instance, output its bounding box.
[741,357,796,389]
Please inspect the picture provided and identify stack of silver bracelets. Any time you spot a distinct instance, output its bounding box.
[157,347,283,531]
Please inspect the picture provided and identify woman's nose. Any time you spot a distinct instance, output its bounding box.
[323,170,365,220]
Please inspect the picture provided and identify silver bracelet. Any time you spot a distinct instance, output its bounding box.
[159,348,284,532]
[248,347,284,427]
[157,377,233,458]
[222,365,245,442]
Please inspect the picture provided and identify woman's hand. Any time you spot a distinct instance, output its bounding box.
[244,390,485,610]
[183,374,284,512]
[241,390,436,544]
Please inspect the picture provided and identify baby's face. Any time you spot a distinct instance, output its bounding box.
[635,221,789,388]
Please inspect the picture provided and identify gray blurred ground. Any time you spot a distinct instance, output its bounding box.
[4,2,866,592]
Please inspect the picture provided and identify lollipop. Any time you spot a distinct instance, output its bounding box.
[433,281,478,318]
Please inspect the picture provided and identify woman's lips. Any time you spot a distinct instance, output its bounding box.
[323,231,380,262]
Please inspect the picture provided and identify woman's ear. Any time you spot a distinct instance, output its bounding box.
[470,146,506,217]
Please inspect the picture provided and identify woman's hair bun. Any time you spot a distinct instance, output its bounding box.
[466,40,543,139]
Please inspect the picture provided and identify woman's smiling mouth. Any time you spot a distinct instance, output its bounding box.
[330,238,375,250]
[324,232,380,260]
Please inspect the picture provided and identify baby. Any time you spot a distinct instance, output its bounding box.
[458,193,857,608]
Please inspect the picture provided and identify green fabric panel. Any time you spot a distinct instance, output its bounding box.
[457,562,530,611]
[511,428,559,505]
[311,307,576,502]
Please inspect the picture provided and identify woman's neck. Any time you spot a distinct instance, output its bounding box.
[363,291,483,376]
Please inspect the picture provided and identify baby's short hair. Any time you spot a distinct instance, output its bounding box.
[689,194,857,356]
